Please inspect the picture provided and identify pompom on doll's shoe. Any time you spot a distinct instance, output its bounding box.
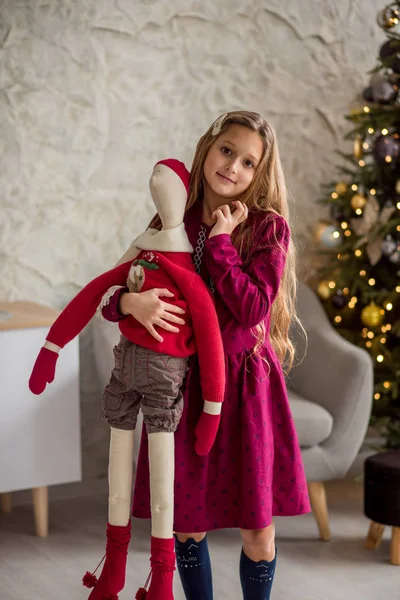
[82,571,99,588]
[135,587,148,599]
[82,521,131,600]
[136,536,176,600]
[135,571,151,600]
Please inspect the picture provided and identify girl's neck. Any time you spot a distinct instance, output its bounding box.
[202,182,232,225]
[201,201,216,226]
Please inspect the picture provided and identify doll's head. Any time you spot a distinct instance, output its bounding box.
[150,159,190,230]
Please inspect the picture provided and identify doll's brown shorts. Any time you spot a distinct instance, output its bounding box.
[102,335,188,434]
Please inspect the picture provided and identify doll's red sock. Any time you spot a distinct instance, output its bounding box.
[136,536,176,600]
[82,521,131,600]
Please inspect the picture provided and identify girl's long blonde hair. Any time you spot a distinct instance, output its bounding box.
[150,110,303,374]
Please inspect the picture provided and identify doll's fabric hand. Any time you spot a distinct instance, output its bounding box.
[29,347,59,395]
[208,201,248,238]
[194,408,222,456]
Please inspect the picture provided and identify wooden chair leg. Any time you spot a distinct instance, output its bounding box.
[365,521,385,549]
[390,527,400,566]
[0,493,12,513]
[32,486,48,537]
[307,481,332,541]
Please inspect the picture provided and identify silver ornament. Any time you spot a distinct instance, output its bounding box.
[382,234,398,257]
[389,246,400,264]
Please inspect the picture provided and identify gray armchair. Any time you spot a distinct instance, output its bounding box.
[286,282,374,540]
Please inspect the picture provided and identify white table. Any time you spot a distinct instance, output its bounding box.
[0,301,82,536]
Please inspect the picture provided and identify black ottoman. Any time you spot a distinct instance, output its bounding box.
[364,450,400,565]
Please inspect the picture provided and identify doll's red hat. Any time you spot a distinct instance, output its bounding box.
[155,159,190,196]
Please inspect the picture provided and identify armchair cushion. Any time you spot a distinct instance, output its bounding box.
[287,389,334,448]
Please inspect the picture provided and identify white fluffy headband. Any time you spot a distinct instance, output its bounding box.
[211,113,228,136]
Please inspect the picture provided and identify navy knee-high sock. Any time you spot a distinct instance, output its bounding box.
[240,546,277,600]
[174,534,213,600]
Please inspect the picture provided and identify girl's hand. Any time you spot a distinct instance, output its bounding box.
[119,289,185,343]
[209,201,249,238]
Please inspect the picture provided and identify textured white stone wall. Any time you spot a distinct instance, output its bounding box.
[0,0,389,477]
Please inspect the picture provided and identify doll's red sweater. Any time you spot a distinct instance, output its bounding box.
[46,250,225,403]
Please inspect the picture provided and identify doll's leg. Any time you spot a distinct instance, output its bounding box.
[146,431,176,600]
[148,431,175,539]
[83,338,140,599]
[134,432,176,600]
[108,426,135,526]
[135,349,188,600]
[83,427,135,599]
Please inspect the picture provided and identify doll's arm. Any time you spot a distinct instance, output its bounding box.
[188,285,225,456]
[165,267,225,455]
[47,261,131,347]
[185,279,225,404]
[154,256,226,401]
[204,216,290,329]
[29,261,131,394]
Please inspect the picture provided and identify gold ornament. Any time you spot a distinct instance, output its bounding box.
[351,193,367,210]
[377,7,399,29]
[349,100,365,117]
[361,303,384,328]
[317,281,331,300]
[335,181,348,195]
[396,179,400,194]
[354,136,363,159]
[349,107,363,117]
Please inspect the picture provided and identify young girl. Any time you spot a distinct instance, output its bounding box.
[102,110,311,600]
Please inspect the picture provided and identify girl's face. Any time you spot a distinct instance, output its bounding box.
[203,124,264,200]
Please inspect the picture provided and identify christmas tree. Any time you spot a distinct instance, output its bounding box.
[314,1,400,449]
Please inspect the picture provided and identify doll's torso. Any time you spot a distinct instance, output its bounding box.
[119,250,197,357]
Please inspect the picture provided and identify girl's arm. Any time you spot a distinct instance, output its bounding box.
[205,215,290,329]
[101,286,129,321]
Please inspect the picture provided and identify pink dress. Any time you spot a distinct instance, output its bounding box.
[107,200,311,532]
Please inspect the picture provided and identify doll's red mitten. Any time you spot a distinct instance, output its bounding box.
[194,411,221,456]
[29,347,59,395]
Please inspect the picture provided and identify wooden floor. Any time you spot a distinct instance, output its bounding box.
[0,476,399,600]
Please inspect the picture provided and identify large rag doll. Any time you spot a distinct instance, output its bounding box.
[29,159,226,600]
